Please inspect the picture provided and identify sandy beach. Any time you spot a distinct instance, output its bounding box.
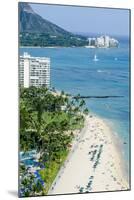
[48,115,129,195]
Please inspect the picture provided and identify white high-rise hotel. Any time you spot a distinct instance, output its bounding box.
[19,52,50,88]
[88,35,119,48]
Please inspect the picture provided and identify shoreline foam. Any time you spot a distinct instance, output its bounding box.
[48,114,129,195]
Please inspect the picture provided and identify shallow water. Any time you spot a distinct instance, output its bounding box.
[20,37,130,174]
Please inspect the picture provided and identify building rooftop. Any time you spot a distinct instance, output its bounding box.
[20,52,50,61]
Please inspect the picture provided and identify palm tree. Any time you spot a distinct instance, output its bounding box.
[20,86,90,196]
[74,93,81,103]
[79,99,86,109]
[83,108,89,115]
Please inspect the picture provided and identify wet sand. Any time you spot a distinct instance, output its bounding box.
[48,115,129,195]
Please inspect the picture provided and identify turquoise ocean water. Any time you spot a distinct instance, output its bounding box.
[20,37,130,174]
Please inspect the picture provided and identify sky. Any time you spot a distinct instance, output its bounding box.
[30,3,130,37]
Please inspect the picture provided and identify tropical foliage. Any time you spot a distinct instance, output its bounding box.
[19,86,88,197]
[20,32,88,47]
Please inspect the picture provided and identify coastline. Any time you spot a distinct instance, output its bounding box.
[20,46,111,49]
[19,46,83,49]
[102,117,129,180]
[20,46,59,48]
[48,114,129,195]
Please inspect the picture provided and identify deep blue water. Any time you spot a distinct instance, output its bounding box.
[20,39,130,172]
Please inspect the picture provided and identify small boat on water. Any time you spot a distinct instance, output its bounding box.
[93,54,99,62]
[114,57,118,61]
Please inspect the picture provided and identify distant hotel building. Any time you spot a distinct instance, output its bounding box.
[19,52,50,88]
[87,35,119,48]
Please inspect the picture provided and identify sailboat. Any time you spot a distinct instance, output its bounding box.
[93,54,99,62]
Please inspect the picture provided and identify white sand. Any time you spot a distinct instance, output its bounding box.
[48,115,129,195]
